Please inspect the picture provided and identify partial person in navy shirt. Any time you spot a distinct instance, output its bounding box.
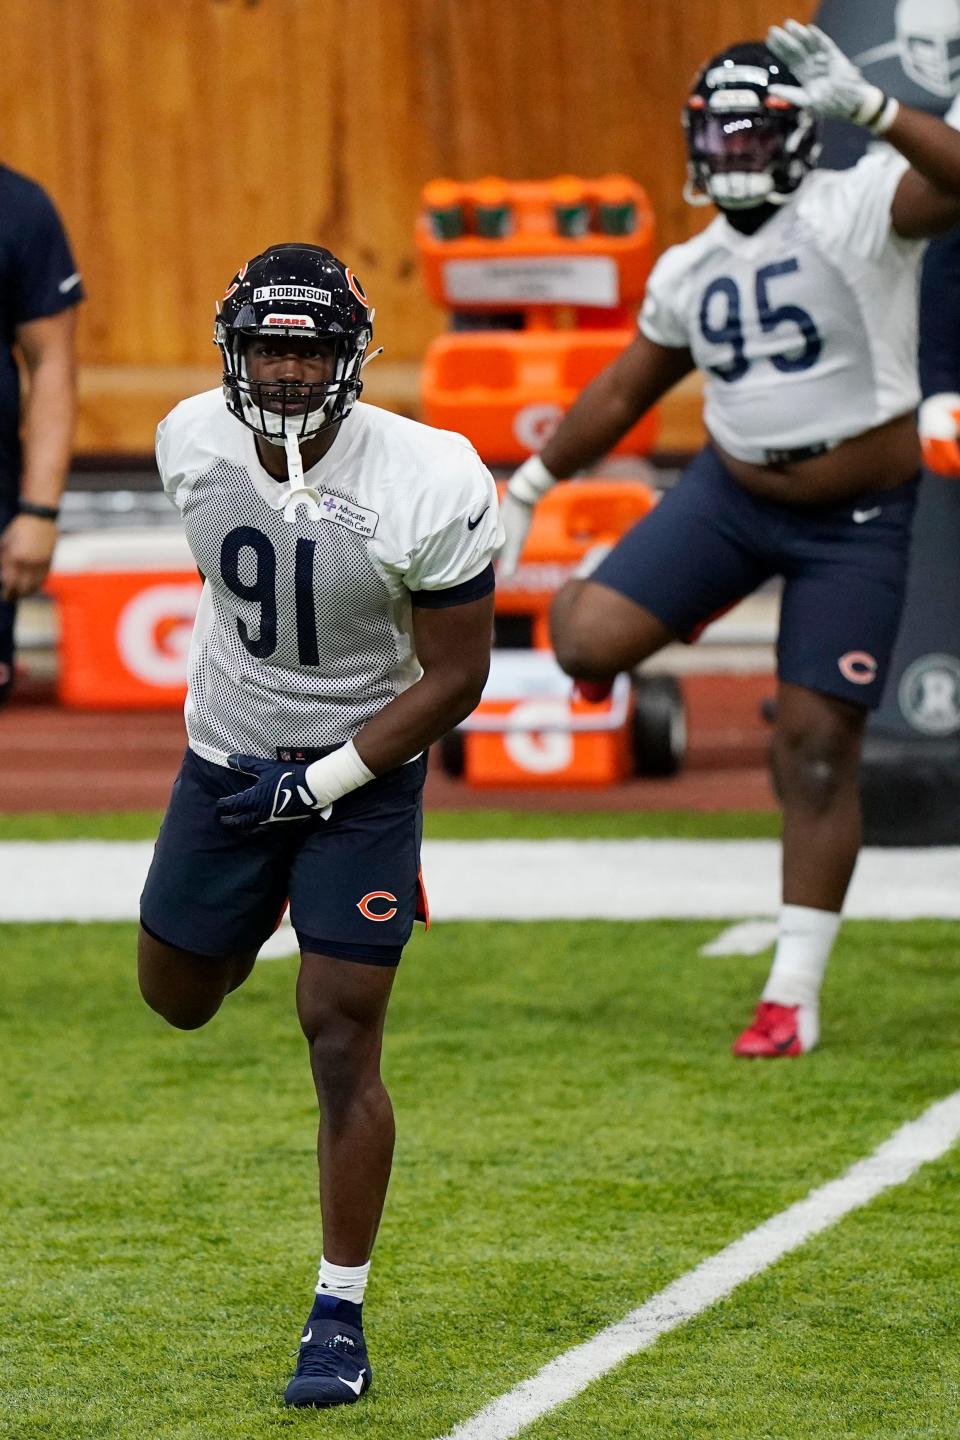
[0,164,84,702]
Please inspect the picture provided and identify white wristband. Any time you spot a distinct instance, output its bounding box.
[854,86,899,135]
[508,455,559,506]
[304,740,375,808]
[868,95,900,135]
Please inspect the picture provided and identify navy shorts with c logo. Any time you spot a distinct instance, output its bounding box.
[590,445,919,709]
[140,747,427,964]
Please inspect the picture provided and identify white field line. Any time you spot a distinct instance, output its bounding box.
[1,839,959,922]
[700,919,779,956]
[438,1089,960,1440]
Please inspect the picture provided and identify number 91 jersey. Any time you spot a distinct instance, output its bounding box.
[640,147,922,464]
[156,392,501,765]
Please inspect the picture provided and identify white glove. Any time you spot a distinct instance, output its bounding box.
[496,455,558,581]
[766,20,899,134]
[919,392,960,477]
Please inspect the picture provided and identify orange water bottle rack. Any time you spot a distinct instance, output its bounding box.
[417,174,659,464]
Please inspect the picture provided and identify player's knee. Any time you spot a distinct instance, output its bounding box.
[137,931,232,1030]
[305,1014,381,1118]
[550,586,609,677]
[138,979,220,1031]
[773,729,858,812]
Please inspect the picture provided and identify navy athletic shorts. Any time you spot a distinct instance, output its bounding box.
[140,746,428,964]
[590,445,919,710]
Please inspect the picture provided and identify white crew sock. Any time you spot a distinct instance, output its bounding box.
[761,904,841,1010]
[316,1256,370,1306]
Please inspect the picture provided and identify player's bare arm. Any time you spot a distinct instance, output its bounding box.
[887,108,960,237]
[498,337,693,577]
[0,308,76,600]
[351,592,494,775]
[538,335,694,481]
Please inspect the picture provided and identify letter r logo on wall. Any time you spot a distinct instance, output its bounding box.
[357,891,398,922]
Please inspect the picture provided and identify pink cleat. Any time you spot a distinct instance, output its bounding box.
[732,1001,818,1058]
[573,677,614,704]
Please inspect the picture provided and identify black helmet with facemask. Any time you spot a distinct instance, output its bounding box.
[683,42,821,211]
[215,243,373,445]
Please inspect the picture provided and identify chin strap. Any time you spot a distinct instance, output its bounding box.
[282,430,322,524]
[683,179,714,208]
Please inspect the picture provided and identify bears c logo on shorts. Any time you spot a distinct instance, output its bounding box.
[357,891,398,922]
[838,651,878,685]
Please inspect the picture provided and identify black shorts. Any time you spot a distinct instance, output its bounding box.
[140,747,428,965]
[591,445,919,709]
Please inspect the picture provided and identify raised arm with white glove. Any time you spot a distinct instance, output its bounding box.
[766,20,900,134]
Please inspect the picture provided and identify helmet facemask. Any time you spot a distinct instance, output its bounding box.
[217,321,371,447]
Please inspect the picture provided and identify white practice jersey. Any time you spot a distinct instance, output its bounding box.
[156,393,502,765]
[640,147,922,463]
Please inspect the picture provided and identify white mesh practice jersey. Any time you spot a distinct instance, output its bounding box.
[640,147,922,463]
[156,392,502,765]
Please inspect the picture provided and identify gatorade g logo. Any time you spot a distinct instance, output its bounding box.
[116,582,202,687]
[504,698,574,774]
[357,891,398,922]
[514,402,564,453]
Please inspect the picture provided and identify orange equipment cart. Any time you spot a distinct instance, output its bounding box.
[417,174,659,464]
[440,480,686,787]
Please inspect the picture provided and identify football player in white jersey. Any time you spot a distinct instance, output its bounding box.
[138,244,501,1407]
[498,20,960,1059]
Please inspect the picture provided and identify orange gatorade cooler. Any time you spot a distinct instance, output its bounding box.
[458,651,634,787]
[46,530,201,708]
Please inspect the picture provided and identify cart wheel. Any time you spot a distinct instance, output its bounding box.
[439,729,465,777]
[631,675,686,777]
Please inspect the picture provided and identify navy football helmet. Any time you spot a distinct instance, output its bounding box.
[215,243,373,445]
[683,42,821,210]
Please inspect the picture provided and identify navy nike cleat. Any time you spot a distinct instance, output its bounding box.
[284,1315,372,1408]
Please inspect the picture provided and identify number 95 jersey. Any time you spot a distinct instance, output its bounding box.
[156,392,502,765]
[640,147,922,464]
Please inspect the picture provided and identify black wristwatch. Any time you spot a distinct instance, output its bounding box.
[18,500,60,522]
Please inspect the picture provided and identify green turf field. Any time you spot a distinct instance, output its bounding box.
[3,911,957,1439]
[0,808,781,841]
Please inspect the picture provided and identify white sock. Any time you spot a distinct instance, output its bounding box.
[316,1256,370,1306]
[761,904,841,1010]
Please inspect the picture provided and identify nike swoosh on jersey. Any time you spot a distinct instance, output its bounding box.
[58,272,82,294]
[467,505,490,530]
[852,507,882,524]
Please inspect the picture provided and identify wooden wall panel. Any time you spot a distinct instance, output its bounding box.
[0,0,814,448]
